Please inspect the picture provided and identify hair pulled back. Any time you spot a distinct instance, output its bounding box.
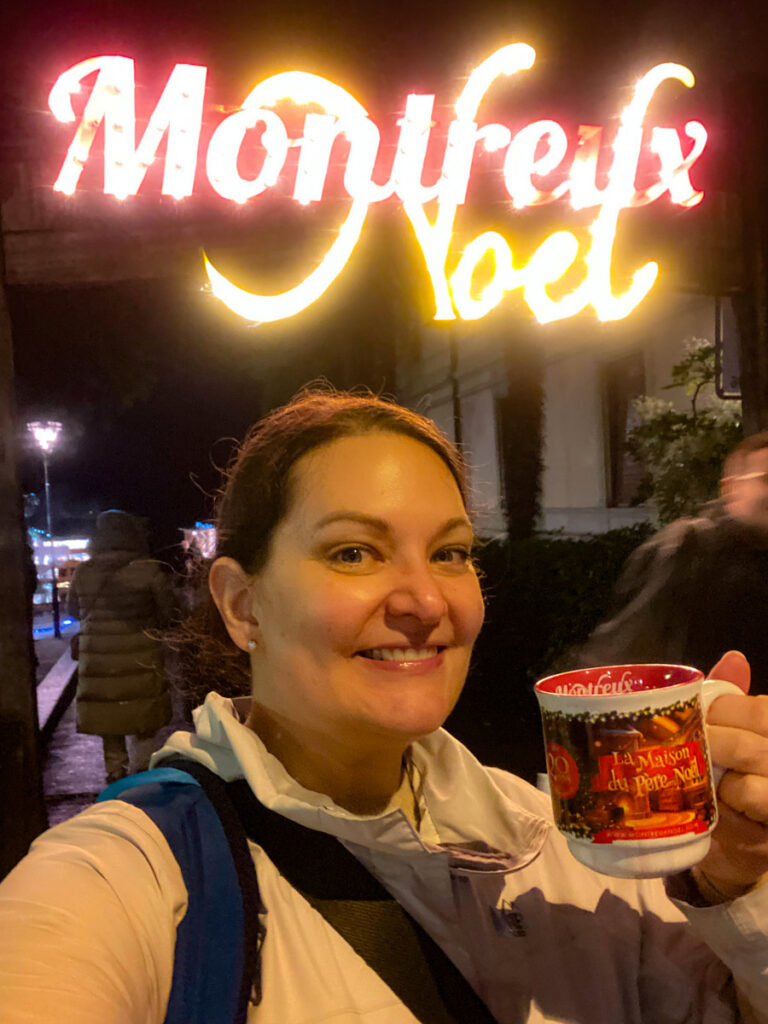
[173,386,469,705]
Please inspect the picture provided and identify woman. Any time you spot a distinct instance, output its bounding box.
[68,509,174,782]
[2,388,768,1023]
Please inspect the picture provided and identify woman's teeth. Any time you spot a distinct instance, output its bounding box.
[362,647,439,662]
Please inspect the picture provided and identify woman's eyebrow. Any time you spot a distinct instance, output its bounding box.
[313,512,391,534]
[433,516,474,539]
[313,512,473,541]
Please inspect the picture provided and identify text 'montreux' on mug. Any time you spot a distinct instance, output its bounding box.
[534,664,742,879]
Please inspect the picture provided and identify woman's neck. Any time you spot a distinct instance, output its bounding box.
[245,702,408,816]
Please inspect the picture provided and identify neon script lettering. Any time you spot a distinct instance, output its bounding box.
[48,45,707,324]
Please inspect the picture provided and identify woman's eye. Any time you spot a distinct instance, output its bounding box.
[329,546,373,567]
[432,546,472,567]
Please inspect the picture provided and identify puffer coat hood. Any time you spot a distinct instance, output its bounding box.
[89,510,149,556]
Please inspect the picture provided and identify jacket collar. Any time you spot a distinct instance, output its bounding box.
[154,692,549,869]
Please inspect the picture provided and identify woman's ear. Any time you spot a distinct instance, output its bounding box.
[208,557,259,652]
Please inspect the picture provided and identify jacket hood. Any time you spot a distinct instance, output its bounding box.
[90,510,149,555]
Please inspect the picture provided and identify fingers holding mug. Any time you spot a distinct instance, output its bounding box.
[697,802,768,899]
[704,649,768,813]
[707,704,768,793]
[706,688,768,810]
[699,655,768,893]
[716,770,768,825]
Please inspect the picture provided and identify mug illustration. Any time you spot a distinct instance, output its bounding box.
[541,695,714,844]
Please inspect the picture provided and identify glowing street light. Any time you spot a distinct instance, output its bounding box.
[27,421,63,638]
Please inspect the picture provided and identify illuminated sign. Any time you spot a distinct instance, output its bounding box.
[48,45,707,325]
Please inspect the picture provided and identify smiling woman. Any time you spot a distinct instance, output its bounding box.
[209,428,484,813]
[2,386,768,1024]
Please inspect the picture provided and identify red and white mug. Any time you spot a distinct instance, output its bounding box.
[534,664,741,878]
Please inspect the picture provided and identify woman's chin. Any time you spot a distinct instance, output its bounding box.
[367,702,454,743]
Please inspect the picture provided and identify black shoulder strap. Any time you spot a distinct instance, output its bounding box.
[226,776,499,1024]
[163,756,498,1023]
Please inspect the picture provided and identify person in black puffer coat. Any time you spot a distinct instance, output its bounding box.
[69,510,174,782]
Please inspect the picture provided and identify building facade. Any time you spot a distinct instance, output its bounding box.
[398,289,738,538]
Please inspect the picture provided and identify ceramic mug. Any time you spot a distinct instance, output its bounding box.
[534,664,742,878]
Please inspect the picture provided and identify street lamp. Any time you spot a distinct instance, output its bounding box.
[27,421,63,638]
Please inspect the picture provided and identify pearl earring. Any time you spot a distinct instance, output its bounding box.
[247,639,256,651]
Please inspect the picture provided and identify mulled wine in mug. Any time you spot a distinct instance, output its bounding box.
[534,664,741,879]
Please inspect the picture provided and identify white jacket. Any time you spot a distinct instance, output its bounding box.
[1,691,767,1023]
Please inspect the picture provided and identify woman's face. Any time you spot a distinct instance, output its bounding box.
[245,431,485,754]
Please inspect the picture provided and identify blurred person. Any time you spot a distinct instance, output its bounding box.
[68,509,174,782]
[576,432,768,691]
[179,535,206,611]
[164,537,205,615]
[0,390,767,1023]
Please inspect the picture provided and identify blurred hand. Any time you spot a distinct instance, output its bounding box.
[698,651,768,898]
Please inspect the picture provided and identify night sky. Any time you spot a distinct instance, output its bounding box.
[4,0,767,551]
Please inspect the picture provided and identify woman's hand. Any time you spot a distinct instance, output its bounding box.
[698,650,768,898]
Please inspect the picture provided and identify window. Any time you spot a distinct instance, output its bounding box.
[603,352,646,507]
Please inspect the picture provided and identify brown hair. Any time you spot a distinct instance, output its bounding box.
[173,386,469,703]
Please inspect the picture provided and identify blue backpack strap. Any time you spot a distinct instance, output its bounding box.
[98,764,261,1024]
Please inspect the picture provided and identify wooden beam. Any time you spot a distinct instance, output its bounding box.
[0,209,48,879]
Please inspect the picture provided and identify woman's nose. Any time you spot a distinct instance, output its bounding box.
[384,565,448,627]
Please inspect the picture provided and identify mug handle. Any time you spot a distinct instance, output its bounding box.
[701,678,744,787]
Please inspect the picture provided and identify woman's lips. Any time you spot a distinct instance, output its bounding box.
[355,646,446,672]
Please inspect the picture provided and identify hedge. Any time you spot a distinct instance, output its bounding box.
[446,522,654,781]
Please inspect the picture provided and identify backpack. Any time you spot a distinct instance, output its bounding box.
[98,761,263,1024]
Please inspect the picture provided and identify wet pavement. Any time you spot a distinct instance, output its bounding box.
[43,703,105,826]
[34,632,73,684]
